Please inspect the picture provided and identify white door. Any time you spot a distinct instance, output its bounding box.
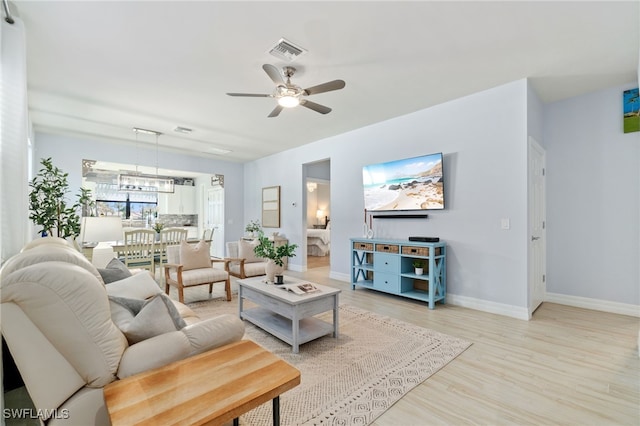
[528,137,546,316]
[205,186,225,257]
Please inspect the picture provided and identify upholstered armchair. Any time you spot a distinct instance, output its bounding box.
[225,239,268,279]
[0,237,244,426]
[164,240,231,303]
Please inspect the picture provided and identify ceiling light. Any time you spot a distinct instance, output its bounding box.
[174,126,192,134]
[132,127,161,136]
[121,128,174,192]
[278,96,300,108]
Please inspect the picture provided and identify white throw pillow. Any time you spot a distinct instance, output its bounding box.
[180,240,211,271]
[238,239,262,263]
[105,271,162,299]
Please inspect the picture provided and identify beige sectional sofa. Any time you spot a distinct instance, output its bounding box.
[0,237,245,425]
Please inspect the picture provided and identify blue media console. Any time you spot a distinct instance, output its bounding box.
[350,238,447,309]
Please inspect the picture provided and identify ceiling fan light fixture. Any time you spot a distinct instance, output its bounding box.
[278,96,300,108]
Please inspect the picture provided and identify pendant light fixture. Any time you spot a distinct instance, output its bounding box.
[118,128,175,193]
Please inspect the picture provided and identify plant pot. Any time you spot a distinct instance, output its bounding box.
[415,267,424,276]
[265,259,284,283]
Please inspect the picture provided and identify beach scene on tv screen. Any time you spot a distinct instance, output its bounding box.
[363,153,444,211]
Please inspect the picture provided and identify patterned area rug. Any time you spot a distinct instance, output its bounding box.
[188,299,471,426]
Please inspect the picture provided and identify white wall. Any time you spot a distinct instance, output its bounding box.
[245,80,531,315]
[32,132,246,241]
[544,84,640,306]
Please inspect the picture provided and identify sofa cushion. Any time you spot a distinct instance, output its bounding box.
[1,262,127,387]
[167,268,228,287]
[238,239,262,263]
[1,242,105,285]
[98,258,132,284]
[105,272,162,300]
[180,240,211,271]
[109,294,187,344]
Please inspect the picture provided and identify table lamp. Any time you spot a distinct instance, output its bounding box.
[81,217,123,268]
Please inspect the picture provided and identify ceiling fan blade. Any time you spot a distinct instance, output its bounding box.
[263,64,285,86]
[304,80,346,96]
[300,99,332,114]
[226,93,271,97]
[268,105,284,118]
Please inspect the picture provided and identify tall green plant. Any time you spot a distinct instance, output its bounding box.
[28,157,91,238]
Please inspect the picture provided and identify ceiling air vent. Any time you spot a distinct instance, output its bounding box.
[268,38,307,62]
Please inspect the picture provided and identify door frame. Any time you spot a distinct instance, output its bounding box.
[528,136,547,317]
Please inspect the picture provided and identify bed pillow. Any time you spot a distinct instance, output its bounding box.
[180,240,211,271]
[238,239,262,263]
[98,258,132,284]
[109,293,187,344]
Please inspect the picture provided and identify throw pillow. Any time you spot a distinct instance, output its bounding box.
[104,271,162,300]
[179,240,211,271]
[108,293,187,345]
[98,258,132,284]
[238,239,262,263]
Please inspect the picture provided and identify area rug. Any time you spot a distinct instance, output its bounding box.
[188,299,471,425]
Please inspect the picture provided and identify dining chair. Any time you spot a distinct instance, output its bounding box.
[122,229,156,273]
[158,227,188,266]
[202,228,214,240]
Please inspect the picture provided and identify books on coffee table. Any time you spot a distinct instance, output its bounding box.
[280,282,321,295]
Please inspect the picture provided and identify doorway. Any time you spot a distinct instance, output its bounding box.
[303,160,331,272]
[528,137,546,316]
[205,184,225,258]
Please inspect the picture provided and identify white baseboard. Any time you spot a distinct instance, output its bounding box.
[288,264,305,273]
[329,271,350,282]
[446,293,530,320]
[545,292,640,317]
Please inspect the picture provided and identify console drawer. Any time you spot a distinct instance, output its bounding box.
[373,253,399,273]
[374,272,400,293]
[375,243,399,254]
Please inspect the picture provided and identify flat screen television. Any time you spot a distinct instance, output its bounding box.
[362,152,444,211]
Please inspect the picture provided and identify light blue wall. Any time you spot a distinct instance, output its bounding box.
[544,84,640,305]
[32,133,246,241]
[245,79,531,312]
[32,79,639,313]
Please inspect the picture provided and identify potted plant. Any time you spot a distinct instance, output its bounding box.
[245,219,262,238]
[253,231,298,283]
[152,222,165,240]
[412,259,425,275]
[29,157,93,240]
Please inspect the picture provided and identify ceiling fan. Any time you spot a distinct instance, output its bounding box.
[227,64,346,118]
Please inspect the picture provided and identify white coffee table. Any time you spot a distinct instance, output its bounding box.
[237,276,341,353]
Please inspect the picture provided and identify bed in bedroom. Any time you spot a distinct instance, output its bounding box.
[307,228,330,256]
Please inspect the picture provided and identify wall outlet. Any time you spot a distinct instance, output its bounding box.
[501,218,510,230]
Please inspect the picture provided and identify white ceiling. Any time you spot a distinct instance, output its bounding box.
[11,1,639,163]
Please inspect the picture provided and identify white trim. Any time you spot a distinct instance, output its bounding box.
[446,293,530,320]
[330,271,350,283]
[287,263,305,273]
[546,292,640,318]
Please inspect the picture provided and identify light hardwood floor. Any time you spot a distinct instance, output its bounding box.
[287,267,639,425]
[172,266,639,425]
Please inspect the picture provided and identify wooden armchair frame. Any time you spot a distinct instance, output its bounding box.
[164,258,231,303]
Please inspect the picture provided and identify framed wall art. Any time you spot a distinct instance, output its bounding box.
[262,186,280,228]
[623,88,639,133]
